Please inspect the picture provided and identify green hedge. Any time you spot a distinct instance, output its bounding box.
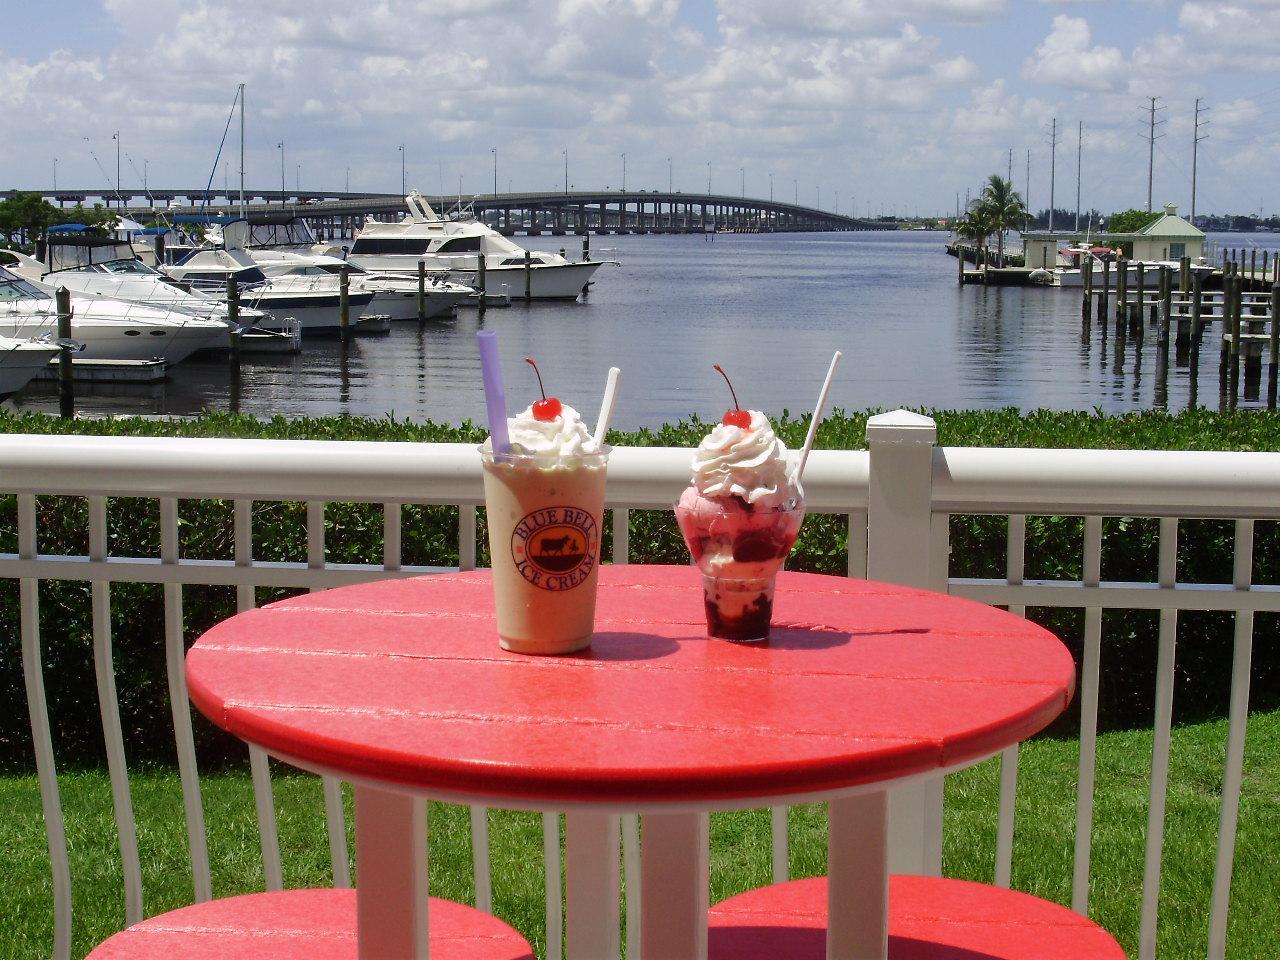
[1,407,1277,771]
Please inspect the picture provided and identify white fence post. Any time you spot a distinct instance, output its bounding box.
[866,409,939,877]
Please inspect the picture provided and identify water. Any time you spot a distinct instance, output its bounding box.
[9,231,1278,428]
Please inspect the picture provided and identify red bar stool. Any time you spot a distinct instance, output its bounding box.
[709,875,1127,959]
[87,888,534,960]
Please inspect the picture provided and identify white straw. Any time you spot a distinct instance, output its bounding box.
[792,350,842,484]
[593,366,621,446]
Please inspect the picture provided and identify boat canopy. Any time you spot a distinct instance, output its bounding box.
[247,217,317,248]
[45,235,140,272]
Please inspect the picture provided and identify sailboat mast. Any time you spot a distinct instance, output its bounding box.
[238,82,246,219]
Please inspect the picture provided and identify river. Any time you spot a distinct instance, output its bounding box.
[8,230,1278,428]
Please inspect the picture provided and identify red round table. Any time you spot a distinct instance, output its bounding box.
[185,565,1092,960]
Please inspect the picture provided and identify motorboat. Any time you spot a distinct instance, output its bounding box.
[0,266,228,363]
[162,218,374,335]
[1052,244,1214,288]
[0,335,60,398]
[255,254,473,321]
[218,215,475,320]
[1,229,267,328]
[347,192,609,300]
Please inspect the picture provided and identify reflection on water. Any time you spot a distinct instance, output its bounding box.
[7,231,1277,426]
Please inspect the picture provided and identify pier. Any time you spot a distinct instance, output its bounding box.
[1,187,877,235]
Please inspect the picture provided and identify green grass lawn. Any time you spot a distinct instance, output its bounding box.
[5,709,1277,960]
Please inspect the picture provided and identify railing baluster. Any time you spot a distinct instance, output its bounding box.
[459,504,477,571]
[846,510,867,579]
[469,805,493,913]
[384,502,402,571]
[237,498,283,892]
[543,812,563,960]
[1072,514,1104,914]
[160,497,212,902]
[995,514,1027,889]
[308,499,352,888]
[613,508,629,563]
[89,496,144,923]
[922,511,951,876]
[1139,517,1179,959]
[1208,519,1255,960]
[621,814,641,956]
[19,494,72,960]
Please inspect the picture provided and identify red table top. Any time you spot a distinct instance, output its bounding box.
[186,565,1074,808]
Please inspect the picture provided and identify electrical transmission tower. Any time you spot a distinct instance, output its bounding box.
[1192,98,1210,223]
[1143,96,1166,212]
[1046,118,1060,231]
[1075,122,1083,232]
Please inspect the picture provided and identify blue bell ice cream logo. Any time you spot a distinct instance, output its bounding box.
[511,506,599,591]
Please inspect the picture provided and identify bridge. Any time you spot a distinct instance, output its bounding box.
[1,187,878,235]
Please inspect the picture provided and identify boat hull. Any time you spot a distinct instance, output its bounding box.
[246,291,375,334]
[349,258,603,300]
[0,308,226,364]
[0,343,60,398]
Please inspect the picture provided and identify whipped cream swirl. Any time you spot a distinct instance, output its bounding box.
[691,410,795,507]
[504,403,600,458]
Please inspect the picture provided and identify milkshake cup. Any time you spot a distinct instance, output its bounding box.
[675,488,805,642]
[480,430,609,653]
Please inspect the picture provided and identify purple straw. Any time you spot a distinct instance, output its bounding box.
[476,330,510,453]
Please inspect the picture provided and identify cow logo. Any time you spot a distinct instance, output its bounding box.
[510,505,599,591]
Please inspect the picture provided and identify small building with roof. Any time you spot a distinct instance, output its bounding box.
[1021,203,1205,268]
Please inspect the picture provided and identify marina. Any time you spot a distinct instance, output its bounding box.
[6,229,1278,425]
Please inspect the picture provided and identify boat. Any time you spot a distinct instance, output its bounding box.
[162,218,374,335]
[0,335,60,398]
[219,216,475,320]
[2,228,267,328]
[1052,245,1215,288]
[346,192,609,300]
[0,266,228,363]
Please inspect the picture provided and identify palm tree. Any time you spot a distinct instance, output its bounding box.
[976,175,1026,267]
[956,206,995,270]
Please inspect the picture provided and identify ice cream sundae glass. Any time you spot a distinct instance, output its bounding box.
[674,365,805,642]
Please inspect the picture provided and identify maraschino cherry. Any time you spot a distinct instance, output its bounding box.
[525,358,562,421]
[714,364,751,428]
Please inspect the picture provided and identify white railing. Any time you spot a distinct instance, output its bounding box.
[3,410,1276,960]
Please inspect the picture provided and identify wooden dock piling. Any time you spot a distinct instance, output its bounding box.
[1180,255,1190,294]
[1115,257,1128,328]
[478,253,488,317]
[1270,284,1280,408]
[417,261,426,323]
[226,276,240,360]
[56,286,73,420]
[523,251,532,301]
[339,266,350,342]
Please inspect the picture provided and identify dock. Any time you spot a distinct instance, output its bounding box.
[1075,256,1279,409]
[36,358,167,383]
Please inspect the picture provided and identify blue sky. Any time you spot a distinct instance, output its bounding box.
[3,0,1279,216]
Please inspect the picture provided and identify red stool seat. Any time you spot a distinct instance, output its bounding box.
[87,888,534,960]
[709,875,1126,959]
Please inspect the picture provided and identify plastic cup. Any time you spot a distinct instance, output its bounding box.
[480,445,609,654]
[674,490,805,643]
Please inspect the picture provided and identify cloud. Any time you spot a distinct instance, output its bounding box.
[1021,15,1128,91]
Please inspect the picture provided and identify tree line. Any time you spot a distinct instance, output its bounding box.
[0,191,117,251]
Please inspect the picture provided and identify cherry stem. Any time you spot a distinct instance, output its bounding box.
[713,364,741,411]
[525,357,547,401]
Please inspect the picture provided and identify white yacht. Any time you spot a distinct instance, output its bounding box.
[0,266,228,363]
[256,254,473,321]
[1052,246,1215,288]
[347,192,607,300]
[163,219,374,335]
[221,216,475,320]
[0,335,60,398]
[1,230,266,327]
